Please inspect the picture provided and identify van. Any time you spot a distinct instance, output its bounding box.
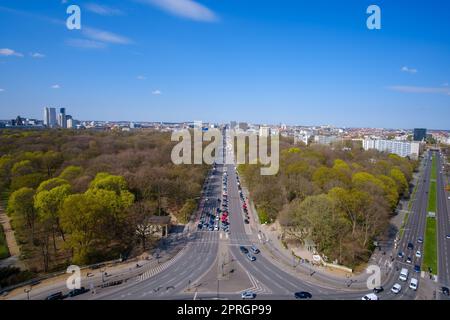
[409,278,418,290]
[399,268,409,281]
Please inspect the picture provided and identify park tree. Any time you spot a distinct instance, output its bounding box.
[8,187,37,240]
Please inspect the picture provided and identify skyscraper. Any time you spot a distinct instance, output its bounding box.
[44,107,57,127]
[58,108,67,128]
[413,128,427,142]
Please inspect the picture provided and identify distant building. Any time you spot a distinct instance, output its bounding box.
[363,139,421,159]
[44,107,57,127]
[58,108,67,128]
[238,122,249,131]
[66,115,74,129]
[230,121,237,129]
[259,126,271,137]
[314,135,341,145]
[413,128,427,142]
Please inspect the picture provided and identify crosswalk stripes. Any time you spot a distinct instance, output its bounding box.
[137,246,188,282]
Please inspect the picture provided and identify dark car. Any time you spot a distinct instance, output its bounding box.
[240,246,249,254]
[294,291,312,299]
[407,243,414,250]
[373,286,384,294]
[68,287,90,298]
[414,265,421,273]
[442,287,450,296]
[45,292,65,300]
[244,219,250,224]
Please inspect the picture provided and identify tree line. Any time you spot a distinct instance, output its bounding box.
[0,129,207,273]
[238,138,417,267]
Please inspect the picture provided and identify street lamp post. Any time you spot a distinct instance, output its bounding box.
[24,287,31,300]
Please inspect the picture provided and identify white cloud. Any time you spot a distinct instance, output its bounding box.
[442,82,449,87]
[66,38,107,49]
[83,27,132,45]
[138,0,218,22]
[152,90,162,95]
[51,84,61,89]
[401,66,417,74]
[85,3,124,16]
[137,75,147,80]
[388,85,450,95]
[0,48,24,57]
[30,52,45,58]
[0,88,5,92]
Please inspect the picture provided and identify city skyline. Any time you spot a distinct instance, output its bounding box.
[1,1,450,128]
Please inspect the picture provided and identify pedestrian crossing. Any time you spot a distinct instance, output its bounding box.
[137,246,188,282]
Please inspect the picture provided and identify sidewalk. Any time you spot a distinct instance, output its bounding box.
[0,205,25,270]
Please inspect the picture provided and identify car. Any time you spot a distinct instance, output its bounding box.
[391,283,402,294]
[241,291,256,299]
[414,265,421,273]
[361,293,379,301]
[406,257,412,264]
[417,237,424,244]
[240,246,249,254]
[247,253,256,261]
[415,250,421,258]
[208,226,214,231]
[409,278,418,291]
[398,251,404,258]
[45,292,65,300]
[442,287,450,296]
[250,245,260,254]
[373,286,384,294]
[68,287,90,297]
[294,291,312,299]
[446,234,450,239]
[407,243,414,250]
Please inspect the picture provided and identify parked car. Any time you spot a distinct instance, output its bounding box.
[414,265,421,273]
[442,287,450,296]
[415,250,421,258]
[294,291,312,299]
[406,257,412,264]
[407,242,414,250]
[417,237,424,244]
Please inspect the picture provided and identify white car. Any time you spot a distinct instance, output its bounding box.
[391,283,402,294]
[409,278,418,291]
[241,291,256,299]
[415,250,421,258]
[361,293,379,301]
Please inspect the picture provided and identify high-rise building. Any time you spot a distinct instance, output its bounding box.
[66,115,73,129]
[363,139,421,159]
[44,107,57,127]
[238,122,249,131]
[413,128,427,142]
[58,108,67,128]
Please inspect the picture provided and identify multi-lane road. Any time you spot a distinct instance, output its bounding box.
[6,132,450,301]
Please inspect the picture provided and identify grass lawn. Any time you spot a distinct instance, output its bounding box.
[422,155,438,275]
[423,217,438,274]
[0,224,10,260]
[428,181,436,212]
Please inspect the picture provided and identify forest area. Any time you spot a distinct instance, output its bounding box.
[239,138,418,267]
[0,129,208,278]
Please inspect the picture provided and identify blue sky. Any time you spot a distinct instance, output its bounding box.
[0,0,449,129]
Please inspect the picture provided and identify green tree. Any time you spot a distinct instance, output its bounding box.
[8,187,37,240]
